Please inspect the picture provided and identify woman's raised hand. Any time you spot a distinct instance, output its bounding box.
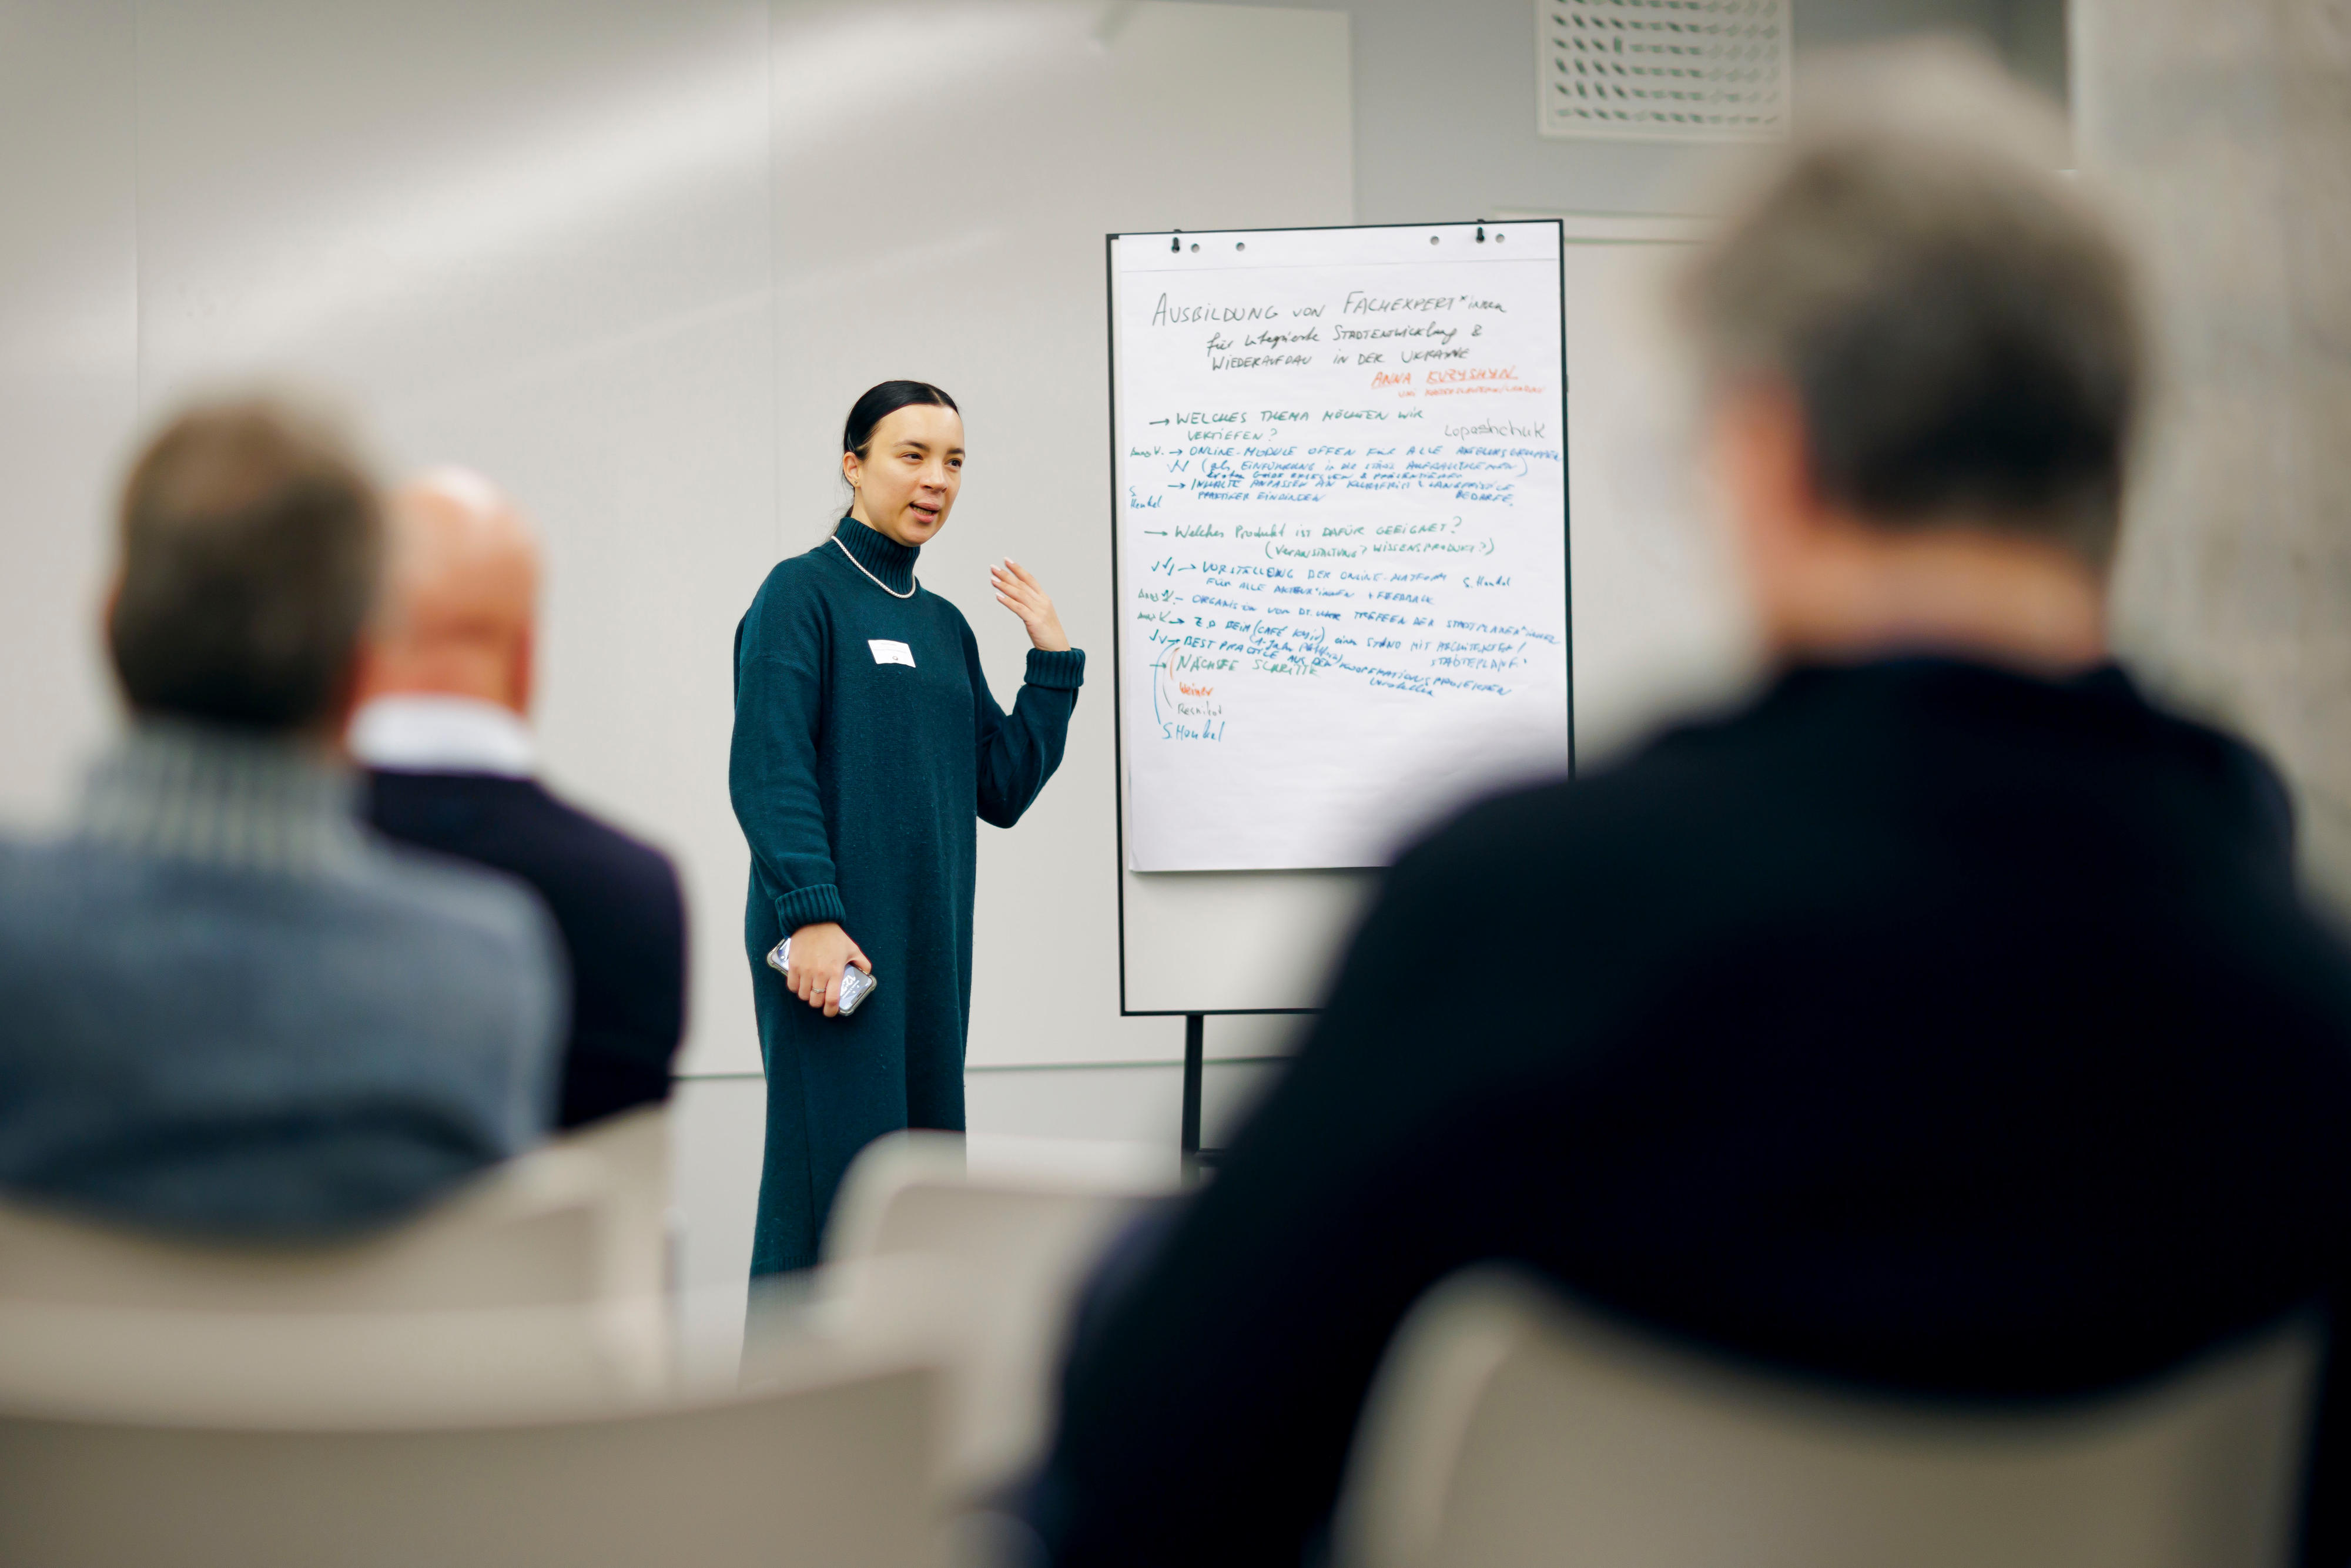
[991,558,1070,652]
[786,921,872,1018]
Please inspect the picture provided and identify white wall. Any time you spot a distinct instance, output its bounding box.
[1553,225,1750,765]
[2074,0,2351,907]
[0,4,137,823]
[0,1,1352,1083]
[1,0,2088,1308]
[0,0,2062,1107]
[136,0,782,1080]
[767,4,1354,1073]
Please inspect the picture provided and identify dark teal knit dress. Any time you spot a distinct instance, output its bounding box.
[730,518,1083,1275]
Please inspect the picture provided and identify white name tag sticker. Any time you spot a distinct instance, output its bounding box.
[868,639,916,668]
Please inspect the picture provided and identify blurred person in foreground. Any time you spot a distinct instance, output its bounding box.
[1026,59,2351,1568]
[0,400,564,1235]
[351,470,686,1129]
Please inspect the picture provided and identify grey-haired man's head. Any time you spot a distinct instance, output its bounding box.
[1685,91,2142,577]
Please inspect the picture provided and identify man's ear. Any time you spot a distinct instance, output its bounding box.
[323,648,369,758]
[100,571,129,705]
[510,625,535,718]
[1712,380,1823,561]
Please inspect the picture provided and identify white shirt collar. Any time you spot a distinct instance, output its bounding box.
[348,695,535,779]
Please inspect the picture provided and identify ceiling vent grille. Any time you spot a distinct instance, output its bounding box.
[1538,0,1792,143]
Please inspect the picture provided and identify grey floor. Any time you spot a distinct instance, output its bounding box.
[669,1058,1288,1373]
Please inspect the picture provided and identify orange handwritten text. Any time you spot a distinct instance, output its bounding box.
[1423,366,1518,386]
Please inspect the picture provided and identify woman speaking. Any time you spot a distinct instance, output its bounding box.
[730,380,1083,1275]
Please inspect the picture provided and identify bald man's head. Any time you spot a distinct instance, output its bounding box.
[354,469,540,716]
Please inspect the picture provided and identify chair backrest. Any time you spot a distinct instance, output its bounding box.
[0,1330,942,1568]
[1337,1269,2318,1568]
[0,1104,672,1315]
[820,1131,1176,1496]
[827,1131,1157,1274]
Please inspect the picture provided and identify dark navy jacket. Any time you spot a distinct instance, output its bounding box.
[367,771,685,1129]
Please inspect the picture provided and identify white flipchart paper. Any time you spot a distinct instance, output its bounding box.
[1112,223,1571,872]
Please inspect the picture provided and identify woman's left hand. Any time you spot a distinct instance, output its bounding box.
[991,558,1070,652]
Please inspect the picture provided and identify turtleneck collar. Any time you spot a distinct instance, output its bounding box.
[76,718,364,875]
[833,516,920,596]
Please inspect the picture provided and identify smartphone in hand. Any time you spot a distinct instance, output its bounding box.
[767,937,877,1016]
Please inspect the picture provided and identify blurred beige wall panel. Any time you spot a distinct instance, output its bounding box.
[0,1,138,826]
[1555,230,1755,766]
[2076,0,2351,906]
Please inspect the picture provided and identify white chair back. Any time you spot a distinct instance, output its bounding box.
[1337,1269,2317,1568]
[820,1131,1176,1496]
[0,1329,941,1568]
[0,1104,672,1314]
